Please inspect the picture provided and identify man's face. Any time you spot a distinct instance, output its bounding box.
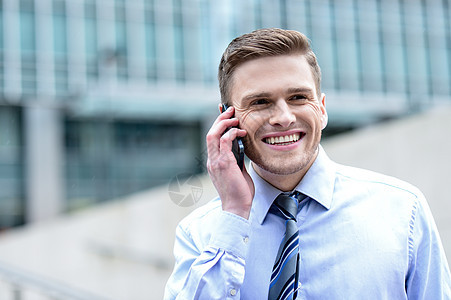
[230,54,327,177]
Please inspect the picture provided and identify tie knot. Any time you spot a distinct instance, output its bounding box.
[272,191,302,220]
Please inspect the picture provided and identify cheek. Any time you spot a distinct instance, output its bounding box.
[304,103,325,127]
[238,110,267,133]
[306,102,322,114]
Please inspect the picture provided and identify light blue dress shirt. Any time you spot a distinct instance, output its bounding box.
[164,146,451,299]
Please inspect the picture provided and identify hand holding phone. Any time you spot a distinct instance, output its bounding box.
[221,104,245,170]
[206,104,254,219]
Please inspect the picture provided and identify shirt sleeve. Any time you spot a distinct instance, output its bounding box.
[164,211,251,300]
[405,194,451,299]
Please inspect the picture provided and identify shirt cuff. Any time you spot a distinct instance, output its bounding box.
[209,211,250,259]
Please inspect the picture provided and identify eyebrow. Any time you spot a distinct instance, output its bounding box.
[286,87,315,95]
[242,92,272,102]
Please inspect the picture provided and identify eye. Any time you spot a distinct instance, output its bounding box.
[251,99,270,106]
[290,94,308,101]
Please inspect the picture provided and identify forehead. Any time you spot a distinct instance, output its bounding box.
[229,54,317,103]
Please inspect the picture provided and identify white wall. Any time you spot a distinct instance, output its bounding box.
[323,105,451,261]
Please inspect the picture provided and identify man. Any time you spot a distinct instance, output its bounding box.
[164,28,451,299]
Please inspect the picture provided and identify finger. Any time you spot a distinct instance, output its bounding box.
[206,117,239,152]
[211,106,237,135]
[219,128,247,153]
[211,105,235,127]
[207,127,243,171]
[215,118,240,136]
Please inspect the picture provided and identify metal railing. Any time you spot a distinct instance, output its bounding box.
[0,261,108,300]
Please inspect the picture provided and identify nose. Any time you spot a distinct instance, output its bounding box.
[269,100,296,128]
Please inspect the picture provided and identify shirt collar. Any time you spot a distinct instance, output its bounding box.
[250,145,336,225]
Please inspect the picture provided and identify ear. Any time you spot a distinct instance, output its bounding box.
[319,93,328,130]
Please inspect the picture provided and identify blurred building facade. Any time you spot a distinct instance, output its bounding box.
[0,0,450,228]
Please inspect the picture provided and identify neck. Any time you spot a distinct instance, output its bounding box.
[251,150,318,192]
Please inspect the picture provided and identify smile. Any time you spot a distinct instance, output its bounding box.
[264,133,303,145]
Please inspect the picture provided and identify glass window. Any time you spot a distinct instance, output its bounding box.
[357,0,383,93]
[0,7,3,94]
[252,0,263,29]
[153,1,176,81]
[65,119,202,209]
[260,0,281,29]
[53,0,68,94]
[20,0,36,94]
[286,0,310,35]
[359,40,383,92]
[156,24,176,80]
[380,0,406,94]
[0,4,3,50]
[173,0,185,82]
[65,120,114,207]
[145,28,157,81]
[53,0,67,55]
[198,0,219,84]
[429,46,450,95]
[20,0,35,55]
[115,2,128,80]
[424,2,450,96]
[183,28,202,83]
[183,4,204,83]
[85,1,98,79]
[238,0,257,32]
[333,0,360,91]
[54,63,68,95]
[0,107,25,229]
[403,0,429,96]
[310,0,337,91]
[144,1,157,81]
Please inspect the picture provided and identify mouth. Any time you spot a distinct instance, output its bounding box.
[263,132,305,146]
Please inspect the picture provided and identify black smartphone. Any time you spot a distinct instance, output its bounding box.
[221,104,245,170]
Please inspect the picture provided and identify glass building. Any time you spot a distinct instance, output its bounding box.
[0,0,450,228]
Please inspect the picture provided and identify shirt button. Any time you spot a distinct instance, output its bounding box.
[230,288,237,296]
[243,236,249,244]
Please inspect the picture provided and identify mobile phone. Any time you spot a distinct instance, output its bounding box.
[221,104,245,170]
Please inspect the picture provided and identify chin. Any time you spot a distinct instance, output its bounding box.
[246,140,319,177]
[254,157,309,175]
[248,150,310,175]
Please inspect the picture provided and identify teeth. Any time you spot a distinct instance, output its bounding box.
[265,133,301,145]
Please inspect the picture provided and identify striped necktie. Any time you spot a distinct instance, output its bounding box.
[268,191,305,300]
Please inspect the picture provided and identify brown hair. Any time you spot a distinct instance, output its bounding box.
[218,28,322,104]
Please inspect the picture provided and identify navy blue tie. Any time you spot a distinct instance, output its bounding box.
[268,191,305,300]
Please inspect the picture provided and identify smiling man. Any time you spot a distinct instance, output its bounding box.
[164,28,451,300]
